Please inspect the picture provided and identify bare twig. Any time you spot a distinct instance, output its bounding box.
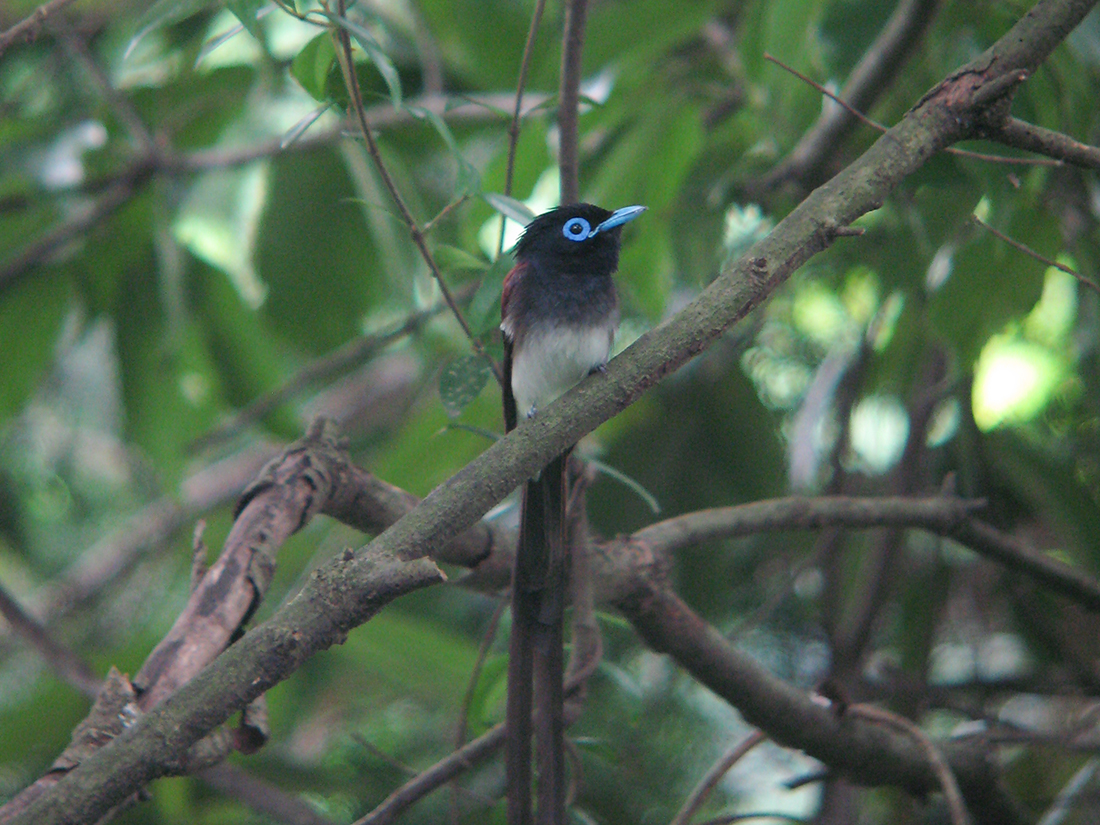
[354,724,507,825]
[631,494,1100,614]
[0,584,100,698]
[332,1,501,384]
[197,763,338,825]
[997,116,1100,168]
[762,0,942,189]
[669,731,767,825]
[557,0,589,204]
[51,15,156,153]
[847,705,970,825]
[972,215,1100,295]
[450,595,507,825]
[0,167,151,294]
[0,0,80,55]
[633,495,981,553]
[763,53,1064,168]
[175,93,551,173]
[191,295,459,451]
[498,0,548,255]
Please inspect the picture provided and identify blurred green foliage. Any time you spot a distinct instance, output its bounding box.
[1,0,1099,823]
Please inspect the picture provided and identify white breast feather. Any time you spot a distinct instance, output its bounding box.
[511,322,613,419]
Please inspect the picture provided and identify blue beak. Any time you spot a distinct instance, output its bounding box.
[592,205,646,236]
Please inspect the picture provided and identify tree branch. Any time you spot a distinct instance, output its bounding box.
[620,584,1026,825]
[995,115,1100,168]
[760,0,942,191]
[0,0,79,56]
[6,1,1097,820]
[558,0,589,204]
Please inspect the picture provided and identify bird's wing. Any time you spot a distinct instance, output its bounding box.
[500,260,528,433]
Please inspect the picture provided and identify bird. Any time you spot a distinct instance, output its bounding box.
[500,202,645,825]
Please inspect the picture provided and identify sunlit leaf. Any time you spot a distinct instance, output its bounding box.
[126,0,218,58]
[280,103,332,148]
[483,192,536,226]
[226,0,266,39]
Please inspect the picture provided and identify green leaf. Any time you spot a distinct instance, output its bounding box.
[586,458,661,514]
[407,105,481,194]
[0,271,70,424]
[929,205,1054,366]
[291,32,337,103]
[483,192,536,226]
[439,354,492,418]
[225,0,265,39]
[256,150,384,354]
[433,244,489,273]
[466,255,511,337]
[280,103,331,148]
[466,655,508,728]
[324,12,403,108]
[126,0,218,58]
[194,263,299,440]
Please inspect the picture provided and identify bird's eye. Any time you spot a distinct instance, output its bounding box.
[562,217,591,241]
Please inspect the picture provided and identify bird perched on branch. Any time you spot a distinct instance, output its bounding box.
[501,202,645,825]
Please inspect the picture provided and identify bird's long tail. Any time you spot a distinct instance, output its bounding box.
[506,452,567,825]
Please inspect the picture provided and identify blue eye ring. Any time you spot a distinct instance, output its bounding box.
[562,217,591,241]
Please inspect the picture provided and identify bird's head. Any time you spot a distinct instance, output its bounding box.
[514,203,646,276]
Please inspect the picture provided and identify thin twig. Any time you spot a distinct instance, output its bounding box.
[353,724,507,825]
[51,15,156,153]
[191,295,459,451]
[972,215,1100,295]
[190,521,208,592]
[630,494,1100,614]
[325,3,499,387]
[332,0,501,385]
[0,166,151,294]
[669,731,767,825]
[423,195,470,235]
[764,53,1064,167]
[557,0,589,204]
[497,0,548,256]
[762,0,941,188]
[0,583,100,698]
[847,705,970,825]
[450,595,507,825]
[0,0,80,55]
